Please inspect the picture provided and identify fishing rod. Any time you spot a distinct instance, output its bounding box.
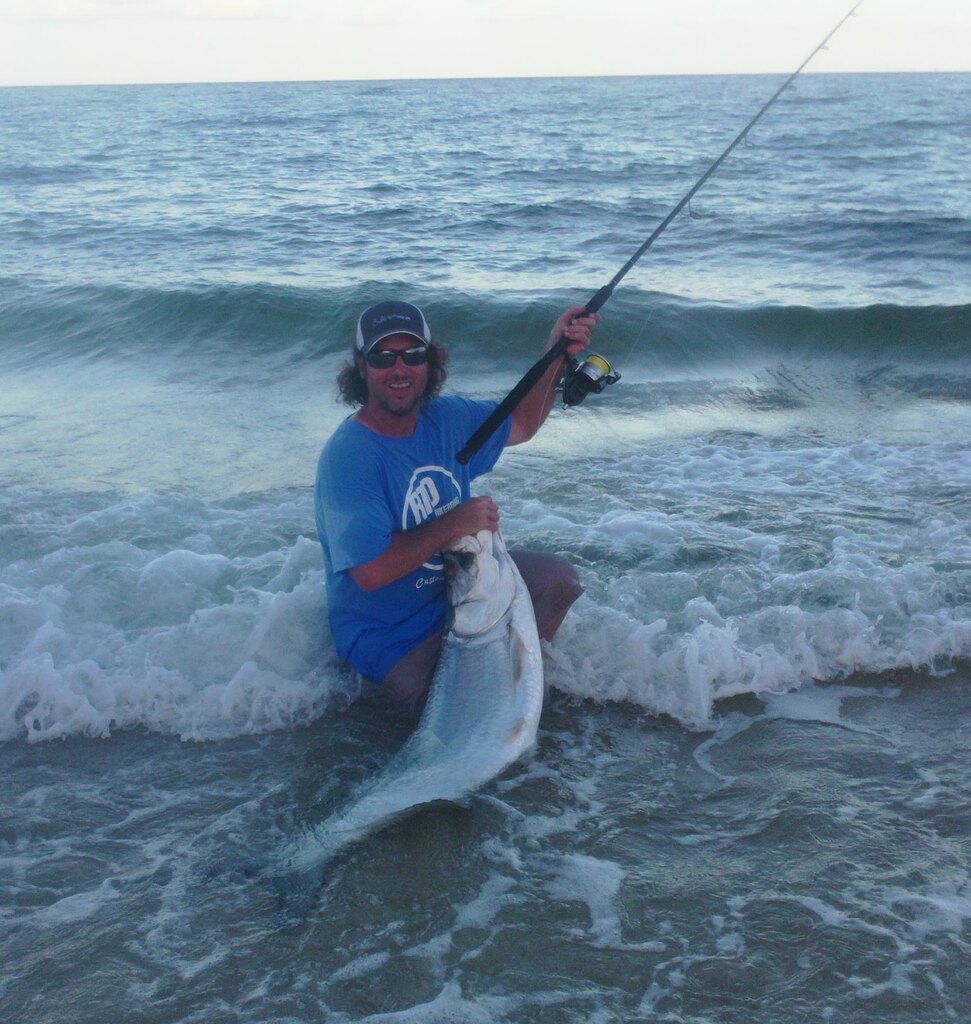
[456,1,862,465]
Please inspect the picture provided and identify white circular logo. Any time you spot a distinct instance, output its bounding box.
[402,465,461,571]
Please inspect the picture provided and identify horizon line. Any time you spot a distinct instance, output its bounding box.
[2,67,968,91]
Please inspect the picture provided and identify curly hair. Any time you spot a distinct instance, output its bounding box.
[336,341,449,407]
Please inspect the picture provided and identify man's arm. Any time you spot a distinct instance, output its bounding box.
[507,307,601,446]
[350,495,500,592]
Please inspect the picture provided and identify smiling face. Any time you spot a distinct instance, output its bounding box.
[358,333,430,430]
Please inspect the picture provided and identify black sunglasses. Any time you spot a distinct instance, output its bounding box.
[363,346,429,370]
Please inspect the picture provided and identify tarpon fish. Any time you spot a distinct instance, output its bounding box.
[278,529,544,881]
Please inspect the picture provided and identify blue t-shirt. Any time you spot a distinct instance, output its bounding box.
[315,396,511,681]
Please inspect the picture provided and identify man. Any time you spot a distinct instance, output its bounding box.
[315,300,599,703]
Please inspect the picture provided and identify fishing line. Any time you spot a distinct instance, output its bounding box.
[457,1,863,465]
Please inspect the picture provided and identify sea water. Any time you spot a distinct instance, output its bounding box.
[1,73,970,1022]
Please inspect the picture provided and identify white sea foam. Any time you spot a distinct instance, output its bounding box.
[547,853,626,947]
[28,877,121,927]
[3,496,967,739]
[2,431,969,741]
[0,493,348,742]
[507,438,971,724]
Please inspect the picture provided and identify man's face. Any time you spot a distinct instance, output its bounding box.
[360,333,429,418]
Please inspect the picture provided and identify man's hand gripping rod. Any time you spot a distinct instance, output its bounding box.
[456,285,613,464]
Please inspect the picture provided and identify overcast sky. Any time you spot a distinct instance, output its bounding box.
[1,0,969,88]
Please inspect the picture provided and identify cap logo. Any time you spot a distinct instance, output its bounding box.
[356,300,431,353]
[372,314,412,326]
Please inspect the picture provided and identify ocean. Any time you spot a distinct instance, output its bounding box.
[1,72,970,1022]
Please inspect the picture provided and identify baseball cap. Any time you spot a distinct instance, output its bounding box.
[356,300,432,354]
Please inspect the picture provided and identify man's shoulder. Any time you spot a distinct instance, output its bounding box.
[323,413,358,442]
[318,415,378,477]
[423,394,497,423]
[321,414,382,453]
[421,396,503,460]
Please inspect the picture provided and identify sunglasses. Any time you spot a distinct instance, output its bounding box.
[363,346,429,370]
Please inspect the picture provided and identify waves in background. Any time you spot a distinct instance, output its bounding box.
[2,72,970,740]
[2,72,971,1024]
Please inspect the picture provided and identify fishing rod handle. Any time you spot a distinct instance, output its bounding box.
[455,288,612,465]
[456,334,570,464]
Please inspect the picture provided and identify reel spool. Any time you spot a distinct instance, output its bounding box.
[562,353,621,407]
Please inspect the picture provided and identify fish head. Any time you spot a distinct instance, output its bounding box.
[443,530,517,638]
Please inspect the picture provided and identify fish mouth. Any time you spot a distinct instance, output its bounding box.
[443,549,477,573]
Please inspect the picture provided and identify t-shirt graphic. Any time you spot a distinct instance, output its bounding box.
[402,465,462,569]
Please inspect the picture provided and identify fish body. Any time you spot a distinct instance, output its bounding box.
[279,529,543,878]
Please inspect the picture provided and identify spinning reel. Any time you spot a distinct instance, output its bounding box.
[561,352,621,407]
